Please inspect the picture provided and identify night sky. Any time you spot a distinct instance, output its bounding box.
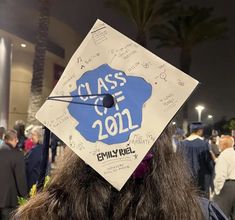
[14,0,235,122]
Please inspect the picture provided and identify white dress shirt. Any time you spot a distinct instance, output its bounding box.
[186,134,203,141]
[214,147,235,195]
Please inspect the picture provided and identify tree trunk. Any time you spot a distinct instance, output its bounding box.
[180,46,192,132]
[27,0,50,125]
[136,30,147,48]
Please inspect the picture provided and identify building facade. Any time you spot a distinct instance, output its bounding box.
[0,1,80,128]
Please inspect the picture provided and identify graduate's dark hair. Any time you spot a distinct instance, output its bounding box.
[13,127,203,220]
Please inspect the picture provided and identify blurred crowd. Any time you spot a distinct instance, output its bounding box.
[173,122,235,219]
[0,120,64,220]
[0,120,235,219]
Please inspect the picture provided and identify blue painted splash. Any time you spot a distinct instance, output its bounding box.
[68,64,152,144]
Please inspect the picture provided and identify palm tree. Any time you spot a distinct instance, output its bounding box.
[151,5,227,72]
[150,5,227,128]
[27,0,51,125]
[105,0,178,48]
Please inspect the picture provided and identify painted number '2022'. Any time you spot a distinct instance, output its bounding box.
[92,108,138,140]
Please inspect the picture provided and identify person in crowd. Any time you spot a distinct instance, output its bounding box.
[209,135,220,159]
[0,130,27,220]
[14,127,227,220]
[24,125,34,153]
[213,135,235,219]
[208,135,221,193]
[179,122,214,198]
[0,126,6,145]
[25,126,43,192]
[14,120,26,150]
[172,127,185,152]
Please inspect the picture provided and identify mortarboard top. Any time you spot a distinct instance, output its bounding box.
[36,19,199,190]
[190,122,205,133]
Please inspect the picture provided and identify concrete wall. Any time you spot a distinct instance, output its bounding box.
[9,50,33,127]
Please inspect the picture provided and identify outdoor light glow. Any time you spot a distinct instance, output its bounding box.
[21,43,26,48]
[195,105,205,112]
[172,121,176,125]
[208,115,213,119]
[195,105,205,122]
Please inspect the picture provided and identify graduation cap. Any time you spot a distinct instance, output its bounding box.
[190,122,205,133]
[36,19,199,190]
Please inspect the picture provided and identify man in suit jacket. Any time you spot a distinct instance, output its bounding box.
[0,129,27,220]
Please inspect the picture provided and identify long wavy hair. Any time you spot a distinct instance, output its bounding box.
[13,127,203,220]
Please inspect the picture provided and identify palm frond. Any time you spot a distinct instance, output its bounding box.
[150,5,227,49]
[104,0,178,32]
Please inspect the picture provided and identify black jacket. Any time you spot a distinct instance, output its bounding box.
[0,143,27,208]
[25,143,43,191]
